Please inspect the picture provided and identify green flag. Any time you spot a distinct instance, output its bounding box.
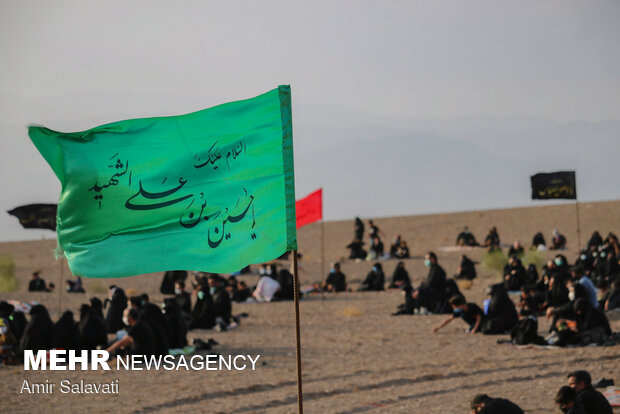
[29,86,297,277]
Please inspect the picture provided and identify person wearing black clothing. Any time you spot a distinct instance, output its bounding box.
[389,262,410,289]
[233,281,252,302]
[324,263,347,292]
[433,295,483,334]
[504,256,527,292]
[483,283,518,334]
[370,236,384,259]
[105,286,127,333]
[574,298,611,337]
[346,238,367,260]
[189,285,216,330]
[555,386,586,414]
[392,284,416,316]
[140,303,170,356]
[532,232,546,250]
[18,304,53,354]
[455,226,478,247]
[508,241,524,258]
[358,263,385,291]
[552,229,567,250]
[174,281,192,315]
[274,269,295,301]
[454,255,477,280]
[107,308,155,357]
[354,217,364,241]
[160,270,188,295]
[412,252,447,312]
[209,275,232,327]
[481,227,500,251]
[52,311,80,350]
[28,271,48,292]
[471,393,524,414]
[89,297,105,320]
[567,370,613,414]
[525,264,539,285]
[545,273,570,310]
[78,304,108,351]
[0,301,26,342]
[587,231,603,250]
[163,299,188,349]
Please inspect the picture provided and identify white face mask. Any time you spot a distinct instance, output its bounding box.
[122,316,129,326]
[568,291,575,301]
[174,288,182,295]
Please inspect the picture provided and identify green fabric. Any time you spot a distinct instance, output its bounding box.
[29,86,297,277]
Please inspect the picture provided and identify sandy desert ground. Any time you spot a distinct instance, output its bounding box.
[1,200,619,413]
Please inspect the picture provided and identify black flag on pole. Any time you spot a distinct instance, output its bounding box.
[7,204,57,230]
[530,171,576,200]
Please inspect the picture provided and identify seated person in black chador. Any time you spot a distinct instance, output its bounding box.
[481,226,500,251]
[555,386,586,414]
[140,303,170,356]
[105,285,127,333]
[358,263,385,291]
[233,280,252,302]
[432,295,483,334]
[65,277,85,293]
[189,278,216,330]
[455,226,478,247]
[531,232,546,250]
[390,236,410,259]
[567,370,613,414]
[389,261,410,289]
[0,301,26,343]
[508,241,524,258]
[392,284,416,316]
[174,280,192,315]
[346,238,367,260]
[52,311,80,350]
[549,297,611,346]
[454,254,477,280]
[323,263,347,292]
[587,231,603,250]
[518,284,545,317]
[18,304,53,355]
[28,271,48,292]
[471,393,524,414]
[503,256,527,292]
[551,229,567,250]
[78,304,107,351]
[369,236,384,259]
[482,283,518,334]
[411,252,447,313]
[208,274,232,329]
[160,270,188,295]
[107,308,155,357]
[163,298,188,349]
[354,217,364,241]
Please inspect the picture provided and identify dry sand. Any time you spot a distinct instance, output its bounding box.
[1,200,619,413]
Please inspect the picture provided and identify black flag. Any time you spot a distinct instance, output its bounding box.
[530,171,576,200]
[7,204,57,231]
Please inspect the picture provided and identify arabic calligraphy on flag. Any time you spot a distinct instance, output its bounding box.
[29,86,297,277]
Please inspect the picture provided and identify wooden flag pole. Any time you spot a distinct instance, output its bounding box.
[320,220,326,280]
[292,250,304,414]
[575,200,582,250]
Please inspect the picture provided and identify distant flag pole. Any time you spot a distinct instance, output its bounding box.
[530,171,580,249]
[29,85,304,412]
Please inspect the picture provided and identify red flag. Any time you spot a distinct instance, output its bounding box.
[296,189,322,228]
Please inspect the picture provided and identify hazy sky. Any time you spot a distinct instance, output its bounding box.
[1,1,619,241]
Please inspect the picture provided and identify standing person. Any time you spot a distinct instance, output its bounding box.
[105,286,127,333]
[368,220,385,242]
[432,295,483,334]
[354,217,364,241]
[174,281,192,315]
[411,252,447,313]
[567,370,613,414]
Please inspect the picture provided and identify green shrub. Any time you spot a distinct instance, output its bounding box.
[481,250,508,280]
[522,250,546,273]
[0,254,17,292]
